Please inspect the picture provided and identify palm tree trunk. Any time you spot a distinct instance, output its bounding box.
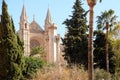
[106,22,109,72]
[88,6,94,80]
[87,0,96,80]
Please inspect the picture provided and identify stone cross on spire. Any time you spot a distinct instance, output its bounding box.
[33,15,35,21]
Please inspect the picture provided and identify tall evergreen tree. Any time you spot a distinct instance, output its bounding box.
[0,0,24,80]
[0,25,1,38]
[62,0,88,67]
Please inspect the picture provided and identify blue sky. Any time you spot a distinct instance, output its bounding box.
[0,0,120,37]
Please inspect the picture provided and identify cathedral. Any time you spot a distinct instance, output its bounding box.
[18,4,61,63]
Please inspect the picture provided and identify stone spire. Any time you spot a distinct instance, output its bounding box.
[45,8,53,25]
[20,4,27,21]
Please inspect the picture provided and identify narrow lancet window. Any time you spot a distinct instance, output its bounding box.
[25,23,27,28]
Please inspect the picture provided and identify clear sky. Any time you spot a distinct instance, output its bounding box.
[0,0,120,37]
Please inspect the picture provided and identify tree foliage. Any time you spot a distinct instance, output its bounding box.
[62,0,88,67]
[0,0,24,79]
[23,57,45,79]
[30,46,45,57]
[96,9,117,31]
[109,22,120,40]
[94,9,118,73]
[112,39,120,72]
[94,30,115,73]
[109,23,120,73]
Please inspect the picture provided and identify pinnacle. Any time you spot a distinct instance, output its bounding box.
[45,7,53,25]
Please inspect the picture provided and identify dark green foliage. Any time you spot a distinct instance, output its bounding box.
[94,30,115,73]
[95,9,118,73]
[30,46,45,57]
[11,18,15,33]
[23,57,46,79]
[0,17,3,38]
[0,0,25,80]
[62,0,88,67]
[112,39,120,73]
[112,71,120,80]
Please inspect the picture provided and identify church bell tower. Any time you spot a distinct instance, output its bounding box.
[19,4,30,56]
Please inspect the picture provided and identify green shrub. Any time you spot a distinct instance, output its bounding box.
[30,46,45,57]
[23,57,46,79]
[94,68,111,80]
[112,71,120,80]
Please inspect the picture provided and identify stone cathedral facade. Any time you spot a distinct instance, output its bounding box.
[18,5,61,63]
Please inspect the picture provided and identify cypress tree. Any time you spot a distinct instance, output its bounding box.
[11,18,16,34]
[0,17,2,38]
[0,0,24,80]
[62,0,88,67]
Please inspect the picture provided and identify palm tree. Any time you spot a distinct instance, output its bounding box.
[96,9,117,72]
[87,0,96,80]
[87,0,102,80]
[96,9,117,31]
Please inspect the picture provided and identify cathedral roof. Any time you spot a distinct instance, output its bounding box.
[30,20,44,33]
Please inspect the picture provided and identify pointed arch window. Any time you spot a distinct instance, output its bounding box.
[25,23,27,28]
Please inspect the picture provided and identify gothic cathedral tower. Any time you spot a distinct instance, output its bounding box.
[19,4,30,56]
[44,8,58,63]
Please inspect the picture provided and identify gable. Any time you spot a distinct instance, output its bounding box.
[30,21,44,33]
